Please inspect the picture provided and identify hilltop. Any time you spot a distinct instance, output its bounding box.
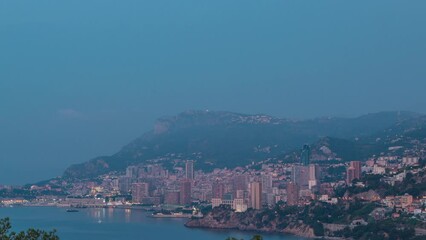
[63,110,423,179]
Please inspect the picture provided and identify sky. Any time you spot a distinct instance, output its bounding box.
[1,0,426,184]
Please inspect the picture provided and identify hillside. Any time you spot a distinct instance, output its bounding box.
[63,110,422,179]
[283,116,426,163]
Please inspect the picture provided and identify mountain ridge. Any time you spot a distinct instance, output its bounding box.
[63,110,423,179]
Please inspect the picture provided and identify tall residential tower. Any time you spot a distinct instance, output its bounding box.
[301,144,311,166]
[250,182,262,210]
[185,160,194,180]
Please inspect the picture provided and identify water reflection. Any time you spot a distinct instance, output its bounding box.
[87,208,106,223]
[125,208,131,223]
[107,207,114,219]
[85,207,135,223]
[0,207,306,240]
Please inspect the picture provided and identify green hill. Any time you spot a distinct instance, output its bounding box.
[63,110,422,179]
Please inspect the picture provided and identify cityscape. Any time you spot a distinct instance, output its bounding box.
[1,134,425,239]
[1,1,426,240]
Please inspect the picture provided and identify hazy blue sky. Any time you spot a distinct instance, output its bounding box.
[1,1,425,184]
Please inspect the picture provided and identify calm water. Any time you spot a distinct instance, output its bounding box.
[0,207,306,240]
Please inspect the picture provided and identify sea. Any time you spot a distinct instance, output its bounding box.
[0,207,307,240]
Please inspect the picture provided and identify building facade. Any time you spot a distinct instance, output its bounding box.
[250,182,262,210]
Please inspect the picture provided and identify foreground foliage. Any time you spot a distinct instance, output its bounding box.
[0,218,59,240]
[225,235,263,240]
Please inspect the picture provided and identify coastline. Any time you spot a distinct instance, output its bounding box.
[0,205,317,238]
[1,205,314,239]
[185,221,318,239]
[185,213,318,239]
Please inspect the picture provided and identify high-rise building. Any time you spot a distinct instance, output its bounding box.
[291,165,309,190]
[185,160,194,180]
[301,145,311,166]
[131,182,149,203]
[212,180,225,199]
[233,175,247,195]
[286,182,299,206]
[346,167,355,185]
[351,161,361,179]
[261,174,273,194]
[308,164,320,190]
[180,179,192,205]
[118,176,132,194]
[250,182,262,210]
[347,161,361,184]
[164,190,180,205]
[126,166,139,179]
[147,165,163,177]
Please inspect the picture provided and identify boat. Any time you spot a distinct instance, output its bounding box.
[150,212,191,218]
[66,209,79,212]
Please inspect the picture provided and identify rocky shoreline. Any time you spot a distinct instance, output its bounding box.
[185,218,317,239]
[185,221,316,239]
[184,207,317,239]
[185,219,351,240]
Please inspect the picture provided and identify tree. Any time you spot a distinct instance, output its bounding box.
[250,235,263,240]
[0,218,59,240]
[312,222,324,237]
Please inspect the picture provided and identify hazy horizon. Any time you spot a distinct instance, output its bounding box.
[1,109,423,186]
[1,0,426,184]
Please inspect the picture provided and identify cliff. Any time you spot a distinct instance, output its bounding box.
[185,206,316,238]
